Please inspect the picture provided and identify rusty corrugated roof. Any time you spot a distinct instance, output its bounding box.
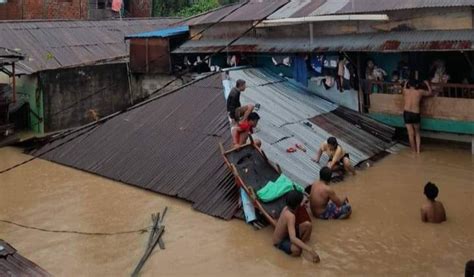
[268,0,474,19]
[173,29,474,53]
[32,73,239,220]
[181,0,289,25]
[0,18,180,74]
[0,240,51,276]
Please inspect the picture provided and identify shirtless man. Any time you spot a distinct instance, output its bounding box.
[231,112,262,148]
[272,190,320,263]
[403,79,433,154]
[421,182,446,223]
[312,137,356,175]
[227,79,254,125]
[309,167,352,220]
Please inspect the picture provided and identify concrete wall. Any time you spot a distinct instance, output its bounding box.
[40,63,132,132]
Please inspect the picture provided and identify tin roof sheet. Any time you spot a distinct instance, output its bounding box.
[0,240,51,277]
[125,25,189,39]
[0,18,179,74]
[181,0,289,25]
[268,0,474,19]
[174,29,474,53]
[33,73,239,220]
[225,68,395,185]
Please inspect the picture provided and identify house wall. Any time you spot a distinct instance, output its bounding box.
[129,0,151,17]
[39,63,133,132]
[0,0,88,20]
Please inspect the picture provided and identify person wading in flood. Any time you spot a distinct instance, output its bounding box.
[421,182,446,223]
[272,190,320,263]
[403,78,434,154]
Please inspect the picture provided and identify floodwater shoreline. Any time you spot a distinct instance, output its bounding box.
[0,143,473,276]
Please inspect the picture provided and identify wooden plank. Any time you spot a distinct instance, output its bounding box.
[369,94,474,121]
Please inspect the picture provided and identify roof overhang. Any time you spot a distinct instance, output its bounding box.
[174,29,474,54]
[258,14,389,27]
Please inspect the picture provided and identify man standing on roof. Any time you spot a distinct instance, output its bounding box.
[403,78,434,154]
[227,79,254,125]
[312,137,356,176]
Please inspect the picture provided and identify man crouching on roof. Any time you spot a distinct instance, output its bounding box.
[231,112,262,148]
[273,190,320,263]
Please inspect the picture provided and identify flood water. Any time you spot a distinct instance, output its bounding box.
[0,142,473,276]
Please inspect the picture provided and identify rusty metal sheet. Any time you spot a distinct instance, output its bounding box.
[182,0,288,26]
[0,240,51,277]
[269,0,474,18]
[33,73,239,220]
[173,29,474,53]
[0,18,180,74]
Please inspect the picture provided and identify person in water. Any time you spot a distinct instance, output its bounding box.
[421,182,446,223]
[309,167,352,220]
[403,78,434,153]
[272,190,320,263]
[312,137,356,175]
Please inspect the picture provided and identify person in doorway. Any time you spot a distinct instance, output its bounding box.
[227,79,254,125]
[309,167,352,220]
[231,112,261,148]
[403,78,434,154]
[273,190,320,263]
[421,182,446,223]
[312,137,356,175]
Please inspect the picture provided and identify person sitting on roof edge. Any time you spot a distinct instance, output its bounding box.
[309,167,352,220]
[312,137,356,175]
[227,79,254,125]
[421,182,446,224]
[272,190,320,263]
[231,112,262,148]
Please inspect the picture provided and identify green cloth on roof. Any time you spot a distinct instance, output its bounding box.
[257,174,304,203]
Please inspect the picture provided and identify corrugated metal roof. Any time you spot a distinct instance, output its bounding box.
[173,29,474,53]
[0,47,24,65]
[0,18,180,74]
[125,26,189,39]
[33,73,239,220]
[226,68,395,185]
[181,0,289,25]
[268,0,474,19]
[0,240,51,276]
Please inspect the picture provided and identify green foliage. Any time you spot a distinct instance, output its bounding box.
[175,0,220,17]
[152,0,240,17]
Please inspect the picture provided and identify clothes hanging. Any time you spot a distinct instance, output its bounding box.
[292,56,308,87]
[112,0,122,12]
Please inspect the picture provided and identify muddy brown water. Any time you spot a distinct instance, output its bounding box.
[0,143,473,276]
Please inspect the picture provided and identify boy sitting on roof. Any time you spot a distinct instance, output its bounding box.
[272,190,320,263]
[421,182,446,223]
[309,167,352,220]
[231,112,262,148]
[312,137,356,175]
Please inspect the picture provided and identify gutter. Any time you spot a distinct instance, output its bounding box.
[257,14,389,28]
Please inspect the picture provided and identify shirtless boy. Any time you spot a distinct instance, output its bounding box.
[309,167,352,219]
[312,137,356,175]
[272,190,320,262]
[421,182,446,223]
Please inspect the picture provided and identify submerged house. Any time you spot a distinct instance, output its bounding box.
[172,0,474,144]
[0,18,178,134]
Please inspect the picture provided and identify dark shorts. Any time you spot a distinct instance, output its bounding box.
[404,111,421,124]
[329,153,350,166]
[274,226,300,255]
